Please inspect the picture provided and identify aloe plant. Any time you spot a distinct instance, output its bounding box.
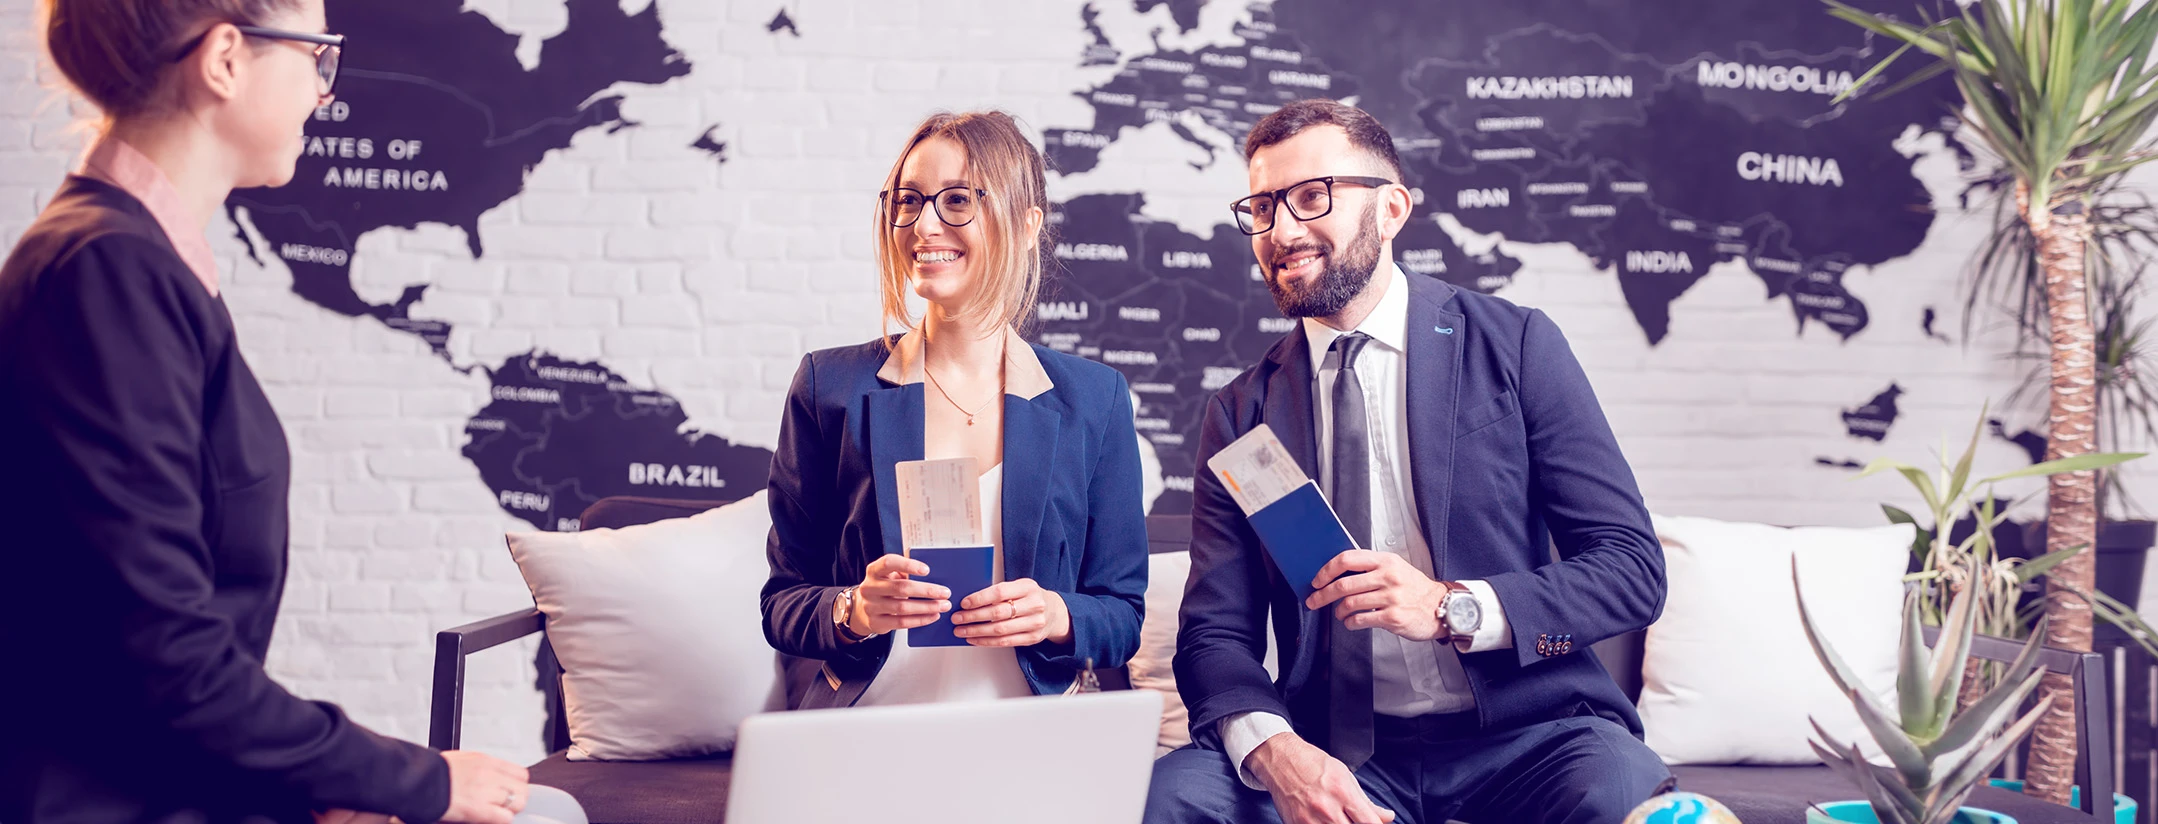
[1796,560,2053,824]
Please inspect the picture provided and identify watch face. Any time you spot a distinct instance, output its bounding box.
[1447,593,1481,634]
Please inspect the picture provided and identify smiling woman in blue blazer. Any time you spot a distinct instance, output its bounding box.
[761,111,1148,708]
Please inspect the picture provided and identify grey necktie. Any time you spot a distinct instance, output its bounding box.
[1325,332,1375,770]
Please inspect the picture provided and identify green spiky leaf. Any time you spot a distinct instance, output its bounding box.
[1977,451,2146,484]
[1925,574,1980,734]
[1925,619,2051,785]
[1929,663,2048,767]
[1945,406,1986,504]
[1937,690,2056,810]
[1854,456,1922,481]
[2060,581,2158,659]
[2014,545,2085,583]
[1851,685,1932,787]
[1898,466,1944,516]
[1896,590,1934,736]
[1815,725,1926,824]
[1882,504,1933,561]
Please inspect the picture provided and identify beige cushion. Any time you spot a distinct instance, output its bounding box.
[1129,550,1278,754]
[1130,551,1193,754]
[506,492,786,761]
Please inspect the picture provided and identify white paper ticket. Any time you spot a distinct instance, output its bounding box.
[894,457,984,548]
[1204,423,1311,516]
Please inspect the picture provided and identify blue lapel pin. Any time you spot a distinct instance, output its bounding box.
[1434,326,1454,335]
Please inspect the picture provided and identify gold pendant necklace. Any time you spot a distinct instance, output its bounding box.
[923,340,1003,426]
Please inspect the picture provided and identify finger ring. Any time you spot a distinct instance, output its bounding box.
[1003,603,1016,621]
[502,788,515,808]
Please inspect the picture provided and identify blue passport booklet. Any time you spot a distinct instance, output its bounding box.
[1205,424,1358,599]
[1244,481,1358,599]
[905,545,994,648]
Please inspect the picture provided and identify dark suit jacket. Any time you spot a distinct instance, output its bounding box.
[760,330,1150,708]
[0,178,449,823]
[1174,269,1665,751]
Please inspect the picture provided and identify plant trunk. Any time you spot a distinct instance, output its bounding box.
[1957,658,1992,717]
[2023,203,2101,806]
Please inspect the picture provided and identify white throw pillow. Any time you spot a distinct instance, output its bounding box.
[1638,514,1912,766]
[506,492,786,761]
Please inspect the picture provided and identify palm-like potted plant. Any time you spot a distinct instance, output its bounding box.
[1825,0,2158,802]
[1797,559,2052,824]
[1978,185,2158,615]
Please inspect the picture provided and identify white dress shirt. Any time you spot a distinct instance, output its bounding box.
[1221,263,1514,788]
[857,463,1032,706]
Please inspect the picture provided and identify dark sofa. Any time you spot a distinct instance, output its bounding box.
[430,501,2113,824]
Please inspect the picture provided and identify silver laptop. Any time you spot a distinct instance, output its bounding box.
[724,691,1164,824]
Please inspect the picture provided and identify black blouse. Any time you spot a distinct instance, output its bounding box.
[0,178,449,823]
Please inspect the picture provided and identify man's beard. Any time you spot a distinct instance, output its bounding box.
[1262,200,1383,319]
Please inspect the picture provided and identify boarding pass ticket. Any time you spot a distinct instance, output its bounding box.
[1204,424,1311,517]
[894,457,984,548]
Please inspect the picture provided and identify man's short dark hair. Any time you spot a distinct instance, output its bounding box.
[1243,99,1404,182]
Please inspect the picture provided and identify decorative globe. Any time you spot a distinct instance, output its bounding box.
[1623,791,1744,824]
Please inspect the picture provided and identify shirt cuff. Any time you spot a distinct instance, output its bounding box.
[1453,578,1513,654]
[1221,711,1297,791]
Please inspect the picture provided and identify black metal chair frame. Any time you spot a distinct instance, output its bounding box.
[429,606,571,752]
[1921,625,2114,817]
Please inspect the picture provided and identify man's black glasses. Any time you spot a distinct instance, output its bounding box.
[1231,175,1394,236]
[172,25,345,99]
[883,186,989,228]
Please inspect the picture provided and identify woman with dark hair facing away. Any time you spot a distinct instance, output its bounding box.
[0,1,536,821]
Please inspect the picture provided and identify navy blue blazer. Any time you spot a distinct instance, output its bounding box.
[1174,269,1665,750]
[761,330,1149,708]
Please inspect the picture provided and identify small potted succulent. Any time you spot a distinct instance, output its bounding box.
[1796,559,2052,824]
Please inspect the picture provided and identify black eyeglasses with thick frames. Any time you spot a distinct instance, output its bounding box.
[172,25,345,100]
[1231,175,1395,236]
[882,185,989,228]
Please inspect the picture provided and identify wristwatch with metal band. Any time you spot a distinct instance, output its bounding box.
[833,585,874,642]
[1438,580,1482,644]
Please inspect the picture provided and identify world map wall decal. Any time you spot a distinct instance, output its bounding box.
[227,0,1964,525]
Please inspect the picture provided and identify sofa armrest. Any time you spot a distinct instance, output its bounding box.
[430,608,544,750]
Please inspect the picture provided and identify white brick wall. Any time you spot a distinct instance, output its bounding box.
[0,0,2151,770]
